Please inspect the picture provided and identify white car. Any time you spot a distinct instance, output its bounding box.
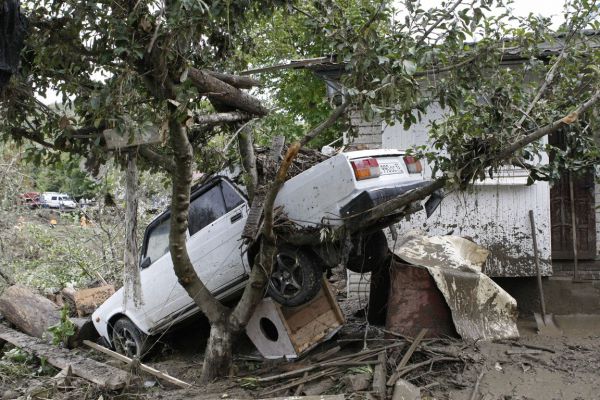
[40,192,77,209]
[92,149,442,358]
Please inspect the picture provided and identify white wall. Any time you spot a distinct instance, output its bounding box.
[382,103,552,276]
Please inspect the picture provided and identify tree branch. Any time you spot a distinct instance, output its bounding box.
[137,146,176,173]
[167,108,228,324]
[237,124,258,203]
[194,111,252,126]
[355,89,600,231]
[188,68,268,116]
[205,70,261,89]
[228,100,349,332]
[416,0,464,47]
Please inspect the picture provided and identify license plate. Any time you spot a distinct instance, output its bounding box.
[378,161,404,175]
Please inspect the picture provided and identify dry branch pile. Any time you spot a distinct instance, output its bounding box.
[240,324,476,399]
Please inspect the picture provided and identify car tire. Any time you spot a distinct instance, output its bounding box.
[346,230,389,273]
[112,317,153,360]
[268,246,323,307]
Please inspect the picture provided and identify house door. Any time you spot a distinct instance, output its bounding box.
[549,133,597,260]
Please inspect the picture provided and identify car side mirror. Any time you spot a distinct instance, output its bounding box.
[140,256,151,269]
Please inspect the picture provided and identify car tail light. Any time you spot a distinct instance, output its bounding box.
[403,156,423,174]
[351,158,380,180]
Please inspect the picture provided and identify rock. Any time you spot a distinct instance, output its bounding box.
[342,373,371,392]
[303,378,336,395]
[2,389,19,399]
[391,378,421,400]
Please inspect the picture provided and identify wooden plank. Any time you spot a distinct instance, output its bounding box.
[103,126,161,149]
[321,280,345,324]
[83,340,192,388]
[260,395,344,400]
[372,351,387,398]
[0,324,128,390]
[386,328,428,386]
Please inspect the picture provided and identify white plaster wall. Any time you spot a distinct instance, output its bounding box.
[382,103,553,277]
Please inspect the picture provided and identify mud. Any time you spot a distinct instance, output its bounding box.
[431,314,600,400]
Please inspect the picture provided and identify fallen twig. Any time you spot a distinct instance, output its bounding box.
[261,368,337,397]
[257,342,404,383]
[387,328,428,386]
[83,340,192,389]
[469,368,486,400]
[398,356,460,378]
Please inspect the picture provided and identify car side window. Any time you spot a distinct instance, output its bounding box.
[222,181,244,211]
[188,184,227,236]
[52,196,57,200]
[145,217,170,264]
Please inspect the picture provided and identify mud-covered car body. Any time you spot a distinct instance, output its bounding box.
[92,149,440,356]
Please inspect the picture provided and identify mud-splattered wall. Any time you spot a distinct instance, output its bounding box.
[381,103,552,277]
[596,183,600,258]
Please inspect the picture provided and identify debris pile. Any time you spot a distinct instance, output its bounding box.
[239,325,475,399]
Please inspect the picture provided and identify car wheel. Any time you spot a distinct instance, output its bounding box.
[112,318,151,359]
[268,246,323,307]
[346,230,389,273]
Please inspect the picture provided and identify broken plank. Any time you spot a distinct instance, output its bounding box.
[260,396,344,400]
[372,351,387,398]
[83,340,192,388]
[0,324,128,390]
[387,328,428,386]
[261,368,337,397]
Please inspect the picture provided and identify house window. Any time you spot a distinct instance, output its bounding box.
[188,184,228,236]
[145,217,170,264]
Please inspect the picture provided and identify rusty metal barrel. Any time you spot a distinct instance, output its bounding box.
[385,260,456,338]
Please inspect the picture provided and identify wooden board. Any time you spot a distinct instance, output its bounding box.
[0,324,129,390]
[103,126,161,150]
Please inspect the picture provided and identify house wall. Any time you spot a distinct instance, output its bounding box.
[348,110,382,149]
[381,103,553,277]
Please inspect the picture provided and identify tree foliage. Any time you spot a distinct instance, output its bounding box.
[1,0,600,384]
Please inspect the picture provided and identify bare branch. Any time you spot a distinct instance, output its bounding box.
[229,100,349,332]
[237,124,258,203]
[137,146,176,173]
[194,111,252,126]
[188,68,268,116]
[205,71,261,89]
[416,0,464,47]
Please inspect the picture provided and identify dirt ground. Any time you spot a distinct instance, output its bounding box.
[126,311,600,400]
[423,314,600,400]
[1,311,600,399]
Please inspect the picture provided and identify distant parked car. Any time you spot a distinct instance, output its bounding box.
[92,149,443,358]
[40,192,77,209]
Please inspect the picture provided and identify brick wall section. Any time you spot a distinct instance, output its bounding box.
[348,110,383,149]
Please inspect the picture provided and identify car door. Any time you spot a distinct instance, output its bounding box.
[131,178,249,329]
[133,213,188,326]
[187,179,249,296]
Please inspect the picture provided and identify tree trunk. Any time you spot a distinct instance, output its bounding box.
[0,285,60,338]
[0,285,98,346]
[200,320,233,382]
[122,151,143,308]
